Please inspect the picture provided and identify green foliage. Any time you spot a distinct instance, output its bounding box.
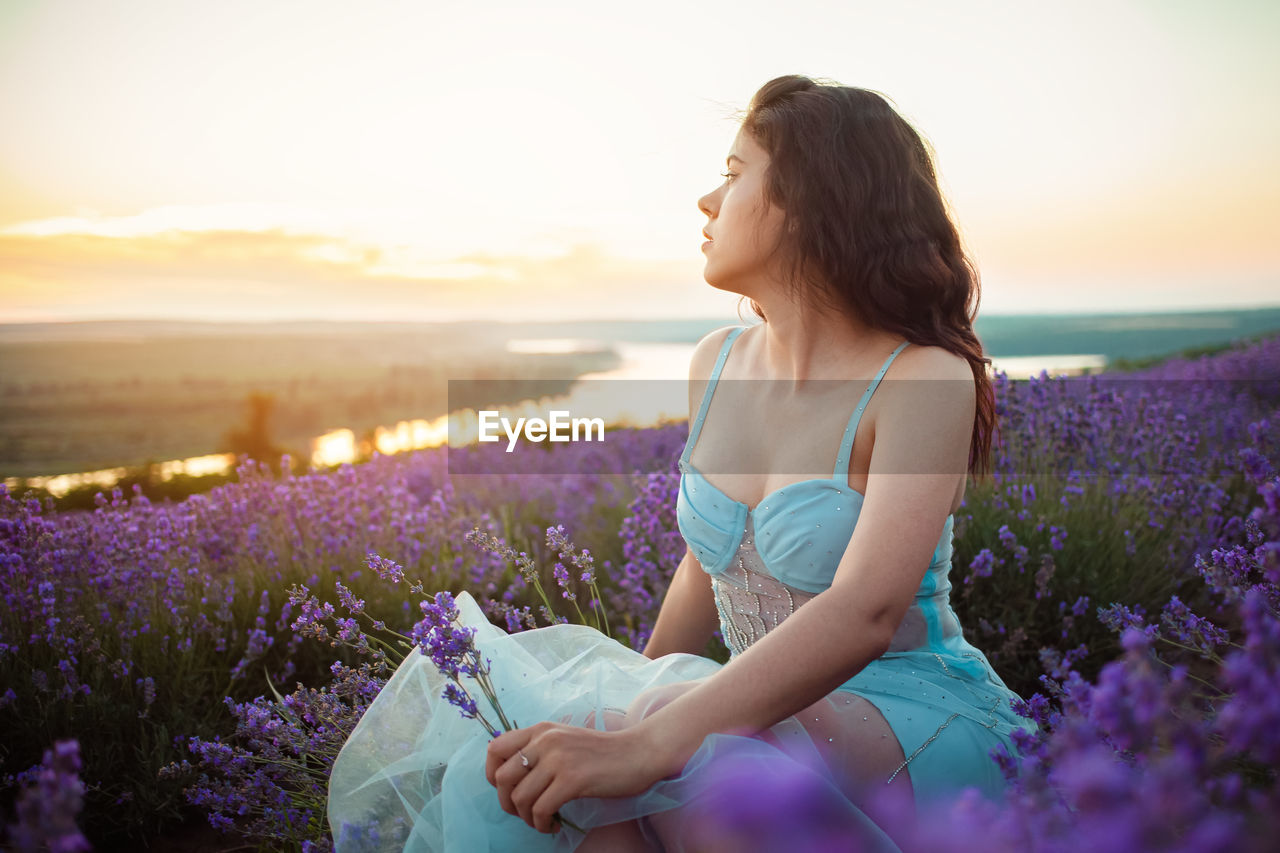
[951,472,1253,699]
[1106,330,1279,372]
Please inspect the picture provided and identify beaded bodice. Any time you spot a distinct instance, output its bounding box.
[712,514,965,658]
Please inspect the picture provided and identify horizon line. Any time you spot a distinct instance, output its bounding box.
[6,302,1280,328]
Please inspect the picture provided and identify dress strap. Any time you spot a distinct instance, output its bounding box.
[681,326,749,467]
[832,340,911,480]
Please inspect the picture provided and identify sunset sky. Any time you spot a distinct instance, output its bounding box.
[1,0,1277,323]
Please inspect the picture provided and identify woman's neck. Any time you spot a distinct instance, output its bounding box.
[748,297,896,386]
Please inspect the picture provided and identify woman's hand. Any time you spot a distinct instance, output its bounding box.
[485,721,675,834]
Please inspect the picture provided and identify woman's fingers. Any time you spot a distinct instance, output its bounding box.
[530,779,577,834]
[485,726,535,787]
[495,749,539,817]
[508,760,553,828]
[512,766,578,834]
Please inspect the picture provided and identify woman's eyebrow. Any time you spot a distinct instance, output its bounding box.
[726,154,745,166]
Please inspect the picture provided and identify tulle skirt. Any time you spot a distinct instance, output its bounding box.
[327,592,1032,852]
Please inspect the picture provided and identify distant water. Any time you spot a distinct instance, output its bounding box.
[514,339,1107,381]
[985,354,1108,379]
[579,343,700,380]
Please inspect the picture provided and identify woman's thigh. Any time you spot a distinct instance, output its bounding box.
[576,682,915,851]
[792,690,915,825]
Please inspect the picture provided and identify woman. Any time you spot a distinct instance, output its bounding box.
[328,75,1036,852]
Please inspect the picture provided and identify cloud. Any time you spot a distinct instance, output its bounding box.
[0,220,720,321]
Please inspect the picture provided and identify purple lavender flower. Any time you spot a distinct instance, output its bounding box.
[411,594,477,680]
[552,562,576,601]
[364,553,406,584]
[6,739,90,852]
[966,547,1001,582]
[443,682,479,719]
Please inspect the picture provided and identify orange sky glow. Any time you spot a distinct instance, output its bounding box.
[1,0,1277,323]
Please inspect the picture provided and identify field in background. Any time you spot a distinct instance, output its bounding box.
[0,322,619,479]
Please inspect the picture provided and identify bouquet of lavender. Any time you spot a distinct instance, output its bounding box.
[409,522,615,837]
[411,587,585,835]
[412,589,515,737]
[412,520,614,742]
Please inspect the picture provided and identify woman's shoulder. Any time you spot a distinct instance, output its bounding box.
[866,341,975,433]
[895,340,974,384]
[878,342,976,437]
[687,324,751,383]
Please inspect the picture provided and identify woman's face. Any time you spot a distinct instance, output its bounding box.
[697,128,787,297]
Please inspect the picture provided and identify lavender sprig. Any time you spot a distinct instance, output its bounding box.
[465,527,565,629]
[546,525,610,638]
[465,524,612,638]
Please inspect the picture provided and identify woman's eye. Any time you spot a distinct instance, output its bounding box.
[720,171,737,182]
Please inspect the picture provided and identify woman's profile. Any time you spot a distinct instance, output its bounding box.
[327,74,1037,852]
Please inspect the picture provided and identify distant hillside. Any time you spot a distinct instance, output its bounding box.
[971,307,1280,360]
[8,306,1279,363]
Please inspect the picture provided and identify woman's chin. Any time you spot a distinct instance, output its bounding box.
[701,274,748,299]
[700,268,726,290]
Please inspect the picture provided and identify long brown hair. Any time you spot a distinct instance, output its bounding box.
[738,74,999,481]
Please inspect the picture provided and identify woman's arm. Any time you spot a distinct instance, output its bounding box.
[642,549,720,659]
[642,324,740,660]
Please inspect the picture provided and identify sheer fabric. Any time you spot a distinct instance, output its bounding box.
[327,592,907,852]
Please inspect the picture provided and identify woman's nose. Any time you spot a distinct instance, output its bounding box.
[697,189,716,218]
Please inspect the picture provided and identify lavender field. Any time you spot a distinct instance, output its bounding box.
[4,333,1280,851]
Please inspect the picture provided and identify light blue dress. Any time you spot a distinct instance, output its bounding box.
[327,325,1037,852]
[678,326,1037,802]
